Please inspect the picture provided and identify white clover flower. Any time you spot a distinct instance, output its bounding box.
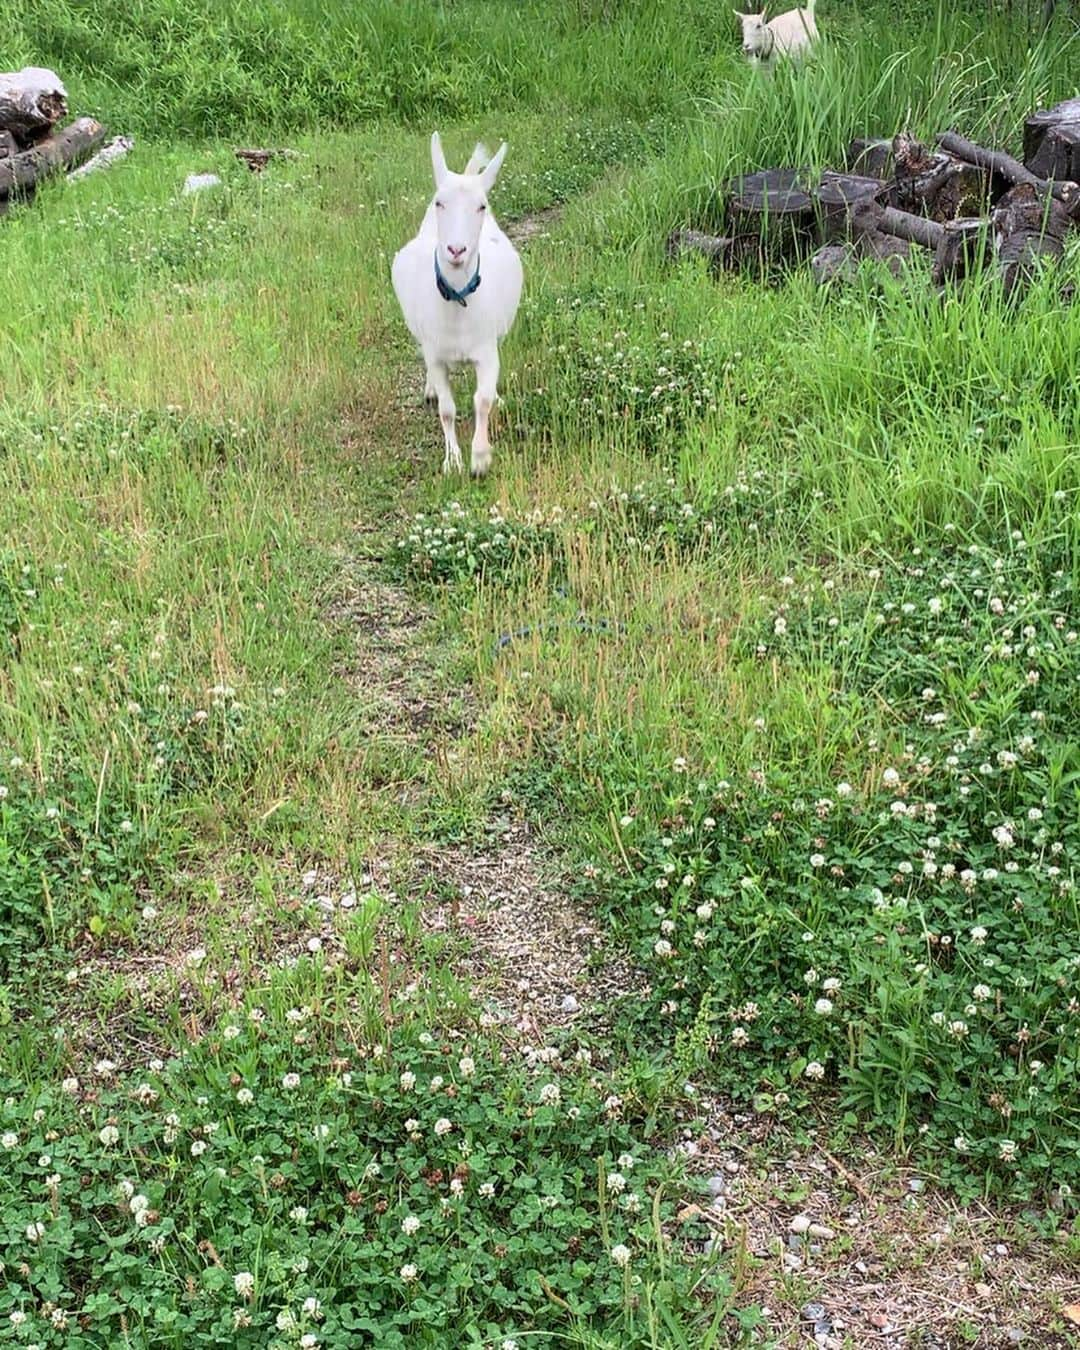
[804,1061,826,1081]
[61,1077,80,1095]
[130,1194,149,1215]
[236,1087,254,1105]
[190,1140,207,1157]
[434,1117,453,1136]
[281,1073,301,1090]
[882,767,900,787]
[999,1139,1018,1162]
[399,1071,416,1091]
[233,1271,255,1298]
[458,1057,476,1078]
[538,1083,561,1107]
[695,902,714,921]
[402,1215,420,1235]
[822,978,841,993]
[429,1075,444,1092]
[970,925,988,944]
[300,1336,319,1349]
[404,1118,419,1132]
[99,1125,120,1147]
[948,1020,968,1038]
[26,1221,45,1242]
[836,782,853,797]
[804,968,818,985]
[653,939,673,958]
[731,1026,749,1046]
[610,1243,631,1268]
[290,1205,309,1223]
[502,1341,520,1350]
[814,998,834,1016]
[1,1132,18,1150]
[606,1172,627,1194]
[809,853,826,868]
[400,1264,418,1282]
[972,984,992,1002]
[9,1310,26,1326]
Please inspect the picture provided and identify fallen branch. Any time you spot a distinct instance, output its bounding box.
[0,117,107,200]
[939,129,1079,214]
[666,228,736,269]
[855,200,945,250]
[234,146,296,173]
[68,135,134,181]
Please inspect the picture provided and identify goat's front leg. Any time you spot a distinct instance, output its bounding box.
[426,361,462,474]
[471,346,500,479]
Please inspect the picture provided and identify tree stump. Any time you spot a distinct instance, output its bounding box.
[1028,121,1080,187]
[725,168,815,262]
[0,117,107,201]
[992,182,1071,300]
[846,137,894,180]
[0,130,18,160]
[815,170,888,240]
[893,132,990,221]
[0,68,68,147]
[1023,97,1080,167]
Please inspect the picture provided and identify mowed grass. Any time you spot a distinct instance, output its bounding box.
[2,1,1080,1344]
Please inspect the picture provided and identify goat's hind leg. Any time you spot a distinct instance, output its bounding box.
[426,360,463,474]
[470,345,500,479]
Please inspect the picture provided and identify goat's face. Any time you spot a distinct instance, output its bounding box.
[430,132,508,275]
[735,11,769,55]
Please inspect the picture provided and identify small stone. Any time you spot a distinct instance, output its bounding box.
[707,1175,728,1197]
[974,1282,993,1299]
[994,1242,1009,1256]
[808,1222,835,1239]
[869,1314,892,1330]
[855,1260,869,1275]
[790,1214,812,1234]
[710,1196,726,1215]
[724,1160,740,1174]
[1006,1329,1024,1344]
[787,1234,805,1252]
[560,995,579,1013]
[801,1302,827,1323]
[782,1252,803,1271]
[182,172,222,194]
[908,1177,925,1193]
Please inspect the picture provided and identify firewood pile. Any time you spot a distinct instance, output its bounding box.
[669,95,1080,300]
[0,67,117,214]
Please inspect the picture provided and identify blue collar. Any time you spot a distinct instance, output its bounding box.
[434,250,481,306]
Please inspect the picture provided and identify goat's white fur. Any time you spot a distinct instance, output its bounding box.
[736,0,818,62]
[391,132,523,477]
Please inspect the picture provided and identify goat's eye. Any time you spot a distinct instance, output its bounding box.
[435,200,444,209]
[477,203,486,212]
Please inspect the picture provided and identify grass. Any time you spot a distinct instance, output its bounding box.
[2,0,1080,1343]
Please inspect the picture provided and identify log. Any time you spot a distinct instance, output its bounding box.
[666,228,736,270]
[0,68,68,146]
[725,168,815,261]
[67,135,133,181]
[0,130,18,160]
[815,170,888,240]
[811,243,858,285]
[992,181,1071,300]
[893,132,991,221]
[1028,121,1080,188]
[234,146,296,173]
[846,137,894,180]
[939,129,1078,213]
[931,217,990,285]
[1024,97,1080,166]
[854,199,945,250]
[0,117,107,201]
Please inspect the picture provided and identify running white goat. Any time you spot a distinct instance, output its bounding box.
[392,133,523,477]
[736,0,818,63]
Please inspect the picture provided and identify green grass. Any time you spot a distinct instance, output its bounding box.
[2,0,1080,1343]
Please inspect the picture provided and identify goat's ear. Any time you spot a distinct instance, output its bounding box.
[479,141,508,193]
[464,142,490,176]
[430,131,449,187]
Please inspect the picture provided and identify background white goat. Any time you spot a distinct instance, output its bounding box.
[736,0,818,63]
[391,132,523,477]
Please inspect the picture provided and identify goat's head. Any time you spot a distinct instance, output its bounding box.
[429,131,508,275]
[735,10,770,55]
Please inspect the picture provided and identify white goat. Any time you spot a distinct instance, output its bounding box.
[391,132,523,477]
[736,0,818,63]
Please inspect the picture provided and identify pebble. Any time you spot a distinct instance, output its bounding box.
[560,994,579,1012]
[1006,1329,1024,1344]
[782,1252,803,1271]
[855,1260,869,1275]
[182,172,222,194]
[724,1160,740,1174]
[994,1242,1009,1256]
[975,1282,993,1299]
[707,1175,728,1197]
[809,1222,835,1239]
[710,1196,726,1215]
[908,1177,925,1193]
[790,1214,812,1234]
[801,1302,827,1323]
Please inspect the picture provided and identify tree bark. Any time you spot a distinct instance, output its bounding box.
[1024,97,1080,165]
[725,168,816,262]
[992,181,1071,300]
[815,170,888,240]
[666,228,736,270]
[0,118,107,201]
[893,132,990,221]
[846,137,894,179]
[0,68,68,146]
[1028,122,1080,188]
[931,217,990,284]
[854,199,945,250]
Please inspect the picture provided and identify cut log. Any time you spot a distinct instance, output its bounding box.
[993,182,1071,300]
[0,68,68,146]
[0,130,18,160]
[811,243,858,285]
[846,137,894,180]
[0,117,107,201]
[939,129,1079,214]
[725,168,815,261]
[931,217,990,285]
[893,132,991,221]
[666,228,736,270]
[815,170,888,240]
[1023,97,1080,166]
[1028,121,1080,188]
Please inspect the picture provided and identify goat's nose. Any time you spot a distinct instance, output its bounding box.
[447,244,466,259]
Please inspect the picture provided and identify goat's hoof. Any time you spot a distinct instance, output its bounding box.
[424,389,438,407]
[442,454,464,475]
[470,449,491,479]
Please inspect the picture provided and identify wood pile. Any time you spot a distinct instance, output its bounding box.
[0,68,108,214]
[669,95,1080,299]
